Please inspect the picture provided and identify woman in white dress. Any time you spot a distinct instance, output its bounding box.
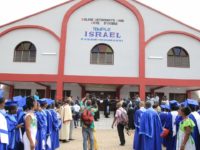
[176,106,196,150]
[23,96,37,150]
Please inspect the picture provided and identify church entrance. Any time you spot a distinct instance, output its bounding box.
[86,91,117,111]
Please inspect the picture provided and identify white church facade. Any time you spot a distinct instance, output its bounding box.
[0,0,200,101]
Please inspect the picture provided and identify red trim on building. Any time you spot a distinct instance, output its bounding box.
[139,84,145,101]
[145,78,200,86]
[63,75,141,85]
[0,0,199,101]
[146,31,200,45]
[134,0,200,33]
[58,0,146,100]
[56,0,94,100]
[116,0,145,79]
[0,0,75,28]
[0,74,57,82]
[9,85,14,99]
[116,85,123,99]
[0,25,60,41]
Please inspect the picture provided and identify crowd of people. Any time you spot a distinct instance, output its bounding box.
[0,89,200,150]
[111,95,200,150]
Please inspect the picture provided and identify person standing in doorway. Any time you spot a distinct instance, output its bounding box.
[104,95,111,118]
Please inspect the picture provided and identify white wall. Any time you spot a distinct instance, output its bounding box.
[65,0,139,77]
[0,0,80,36]
[146,34,200,79]
[14,82,45,95]
[128,0,200,40]
[0,85,9,99]
[85,84,116,91]
[13,82,81,99]
[0,29,59,74]
[120,85,139,99]
[155,87,187,100]
[191,91,200,101]
[64,83,81,99]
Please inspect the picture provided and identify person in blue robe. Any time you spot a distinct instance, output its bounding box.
[49,101,62,150]
[159,105,169,127]
[5,101,23,150]
[14,96,26,150]
[45,99,54,150]
[0,94,9,150]
[139,101,163,150]
[187,99,200,150]
[159,104,170,147]
[164,100,179,150]
[133,101,146,150]
[15,109,25,150]
[36,99,48,150]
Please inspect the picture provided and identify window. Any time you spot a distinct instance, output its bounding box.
[50,90,71,100]
[36,89,45,99]
[14,41,36,62]
[167,46,189,67]
[90,43,114,65]
[14,89,31,97]
[169,93,187,102]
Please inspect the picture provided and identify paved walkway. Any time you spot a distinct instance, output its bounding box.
[59,112,134,150]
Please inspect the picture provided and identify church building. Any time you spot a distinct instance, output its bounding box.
[0,0,200,102]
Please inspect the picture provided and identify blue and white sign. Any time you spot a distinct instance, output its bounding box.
[80,18,124,42]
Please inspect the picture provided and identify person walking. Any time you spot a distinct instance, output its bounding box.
[112,102,128,146]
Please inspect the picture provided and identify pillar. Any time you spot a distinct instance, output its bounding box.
[139,84,145,101]
[9,85,14,99]
[56,81,63,100]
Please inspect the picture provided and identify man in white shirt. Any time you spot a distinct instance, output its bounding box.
[73,102,81,128]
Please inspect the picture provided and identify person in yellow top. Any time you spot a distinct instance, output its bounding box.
[176,106,195,150]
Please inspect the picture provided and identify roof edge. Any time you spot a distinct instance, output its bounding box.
[0,0,75,29]
[133,0,200,33]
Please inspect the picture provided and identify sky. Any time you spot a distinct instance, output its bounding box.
[0,0,199,30]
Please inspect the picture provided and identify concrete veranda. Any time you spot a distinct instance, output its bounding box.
[59,112,134,150]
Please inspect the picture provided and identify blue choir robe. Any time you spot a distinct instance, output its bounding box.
[189,112,200,150]
[139,108,163,150]
[45,109,53,150]
[50,109,62,150]
[15,110,25,150]
[164,111,178,150]
[0,110,9,150]
[5,114,18,150]
[159,111,168,147]
[159,112,168,127]
[35,110,47,150]
[133,107,146,150]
